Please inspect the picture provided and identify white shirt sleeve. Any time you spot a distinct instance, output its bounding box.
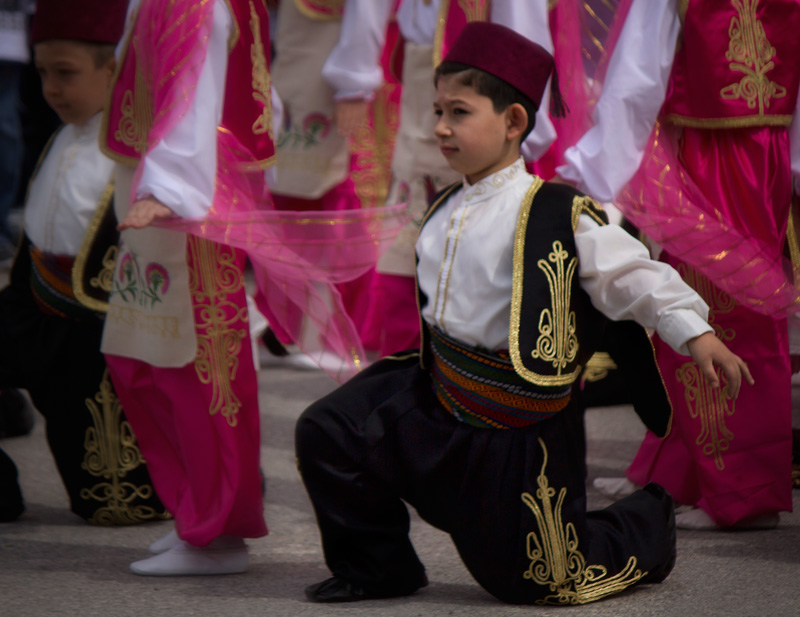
[322,0,395,100]
[492,0,556,161]
[791,82,800,195]
[557,0,681,202]
[575,214,712,355]
[135,0,231,219]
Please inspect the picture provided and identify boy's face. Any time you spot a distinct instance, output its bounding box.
[34,40,115,126]
[433,74,521,185]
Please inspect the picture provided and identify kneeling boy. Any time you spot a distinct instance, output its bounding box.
[295,22,751,605]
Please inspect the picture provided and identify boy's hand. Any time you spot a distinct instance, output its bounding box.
[118,197,173,231]
[686,332,754,399]
[334,99,368,137]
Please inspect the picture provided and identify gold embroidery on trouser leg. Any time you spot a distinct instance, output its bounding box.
[81,370,168,525]
[720,0,786,116]
[189,238,247,427]
[522,439,645,605]
[676,362,735,471]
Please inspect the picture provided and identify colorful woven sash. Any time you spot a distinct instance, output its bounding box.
[429,326,571,429]
[29,246,91,320]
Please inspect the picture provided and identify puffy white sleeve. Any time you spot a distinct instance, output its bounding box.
[557,0,681,202]
[575,215,712,355]
[321,0,395,101]
[134,0,230,219]
[791,82,800,195]
[492,0,556,161]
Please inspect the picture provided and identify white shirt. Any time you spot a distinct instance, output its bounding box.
[558,0,800,201]
[323,0,556,159]
[416,158,712,355]
[116,0,231,219]
[24,113,113,255]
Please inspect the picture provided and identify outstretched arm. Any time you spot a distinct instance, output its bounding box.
[117,196,173,230]
[686,332,754,399]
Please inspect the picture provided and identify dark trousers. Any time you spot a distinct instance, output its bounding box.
[296,355,673,605]
[0,279,166,524]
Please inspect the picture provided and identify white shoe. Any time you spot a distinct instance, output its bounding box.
[131,537,248,576]
[593,477,639,500]
[675,508,780,531]
[149,529,179,554]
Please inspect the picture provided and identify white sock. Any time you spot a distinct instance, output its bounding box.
[592,477,639,500]
[131,537,248,576]
[149,528,179,554]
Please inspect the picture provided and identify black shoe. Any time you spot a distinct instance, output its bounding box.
[0,389,35,439]
[262,327,289,357]
[640,482,676,584]
[305,577,366,603]
[305,574,428,603]
[0,448,24,522]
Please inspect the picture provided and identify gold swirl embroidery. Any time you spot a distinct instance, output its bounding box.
[249,0,273,138]
[91,246,119,295]
[350,83,400,209]
[80,370,169,525]
[189,238,248,427]
[114,41,153,154]
[523,439,646,605]
[720,0,786,115]
[677,264,736,341]
[676,362,735,471]
[533,241,580,376]
[581,352,618,383]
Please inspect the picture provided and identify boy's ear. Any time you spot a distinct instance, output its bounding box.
[505,103,528,142]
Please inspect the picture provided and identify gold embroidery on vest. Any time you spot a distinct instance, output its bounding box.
[676,362,735,471]
[532,241,580,376]
[189,238,247,427]
[522,439,646,605]
[249,0,274,139]
[115,41,153,155]
[720,0,787,115]
[73,180,115,313]
[677,264,736,341]
[458,0,490,21]
[350,83,400,208]
[81,370,169,525]
[570,195,606,232]
[91,246,118,295]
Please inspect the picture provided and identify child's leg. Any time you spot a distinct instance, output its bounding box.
[447,405,674,605]
[295,356,429,599]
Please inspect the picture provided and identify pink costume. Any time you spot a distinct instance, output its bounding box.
[268,0,404,355]
[100,0,274,546]
[101,0,407,546]
[560,0,800,526]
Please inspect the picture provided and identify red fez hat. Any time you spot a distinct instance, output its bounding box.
[442,22,566,117]
[31,0,128,46]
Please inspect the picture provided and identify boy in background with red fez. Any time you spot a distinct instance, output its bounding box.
[0,0,167,525]
[296,23,752,605]
[100,0,275,576]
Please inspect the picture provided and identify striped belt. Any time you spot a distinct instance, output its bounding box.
[429,326,571,429]
[29,246,93,320]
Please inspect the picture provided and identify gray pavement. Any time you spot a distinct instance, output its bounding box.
[1,363,799,617]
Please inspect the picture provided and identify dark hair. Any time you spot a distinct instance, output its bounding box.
[434,61,538,141]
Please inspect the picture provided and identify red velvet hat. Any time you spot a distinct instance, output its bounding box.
[442,22,565,116]
[31,0,128,46]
